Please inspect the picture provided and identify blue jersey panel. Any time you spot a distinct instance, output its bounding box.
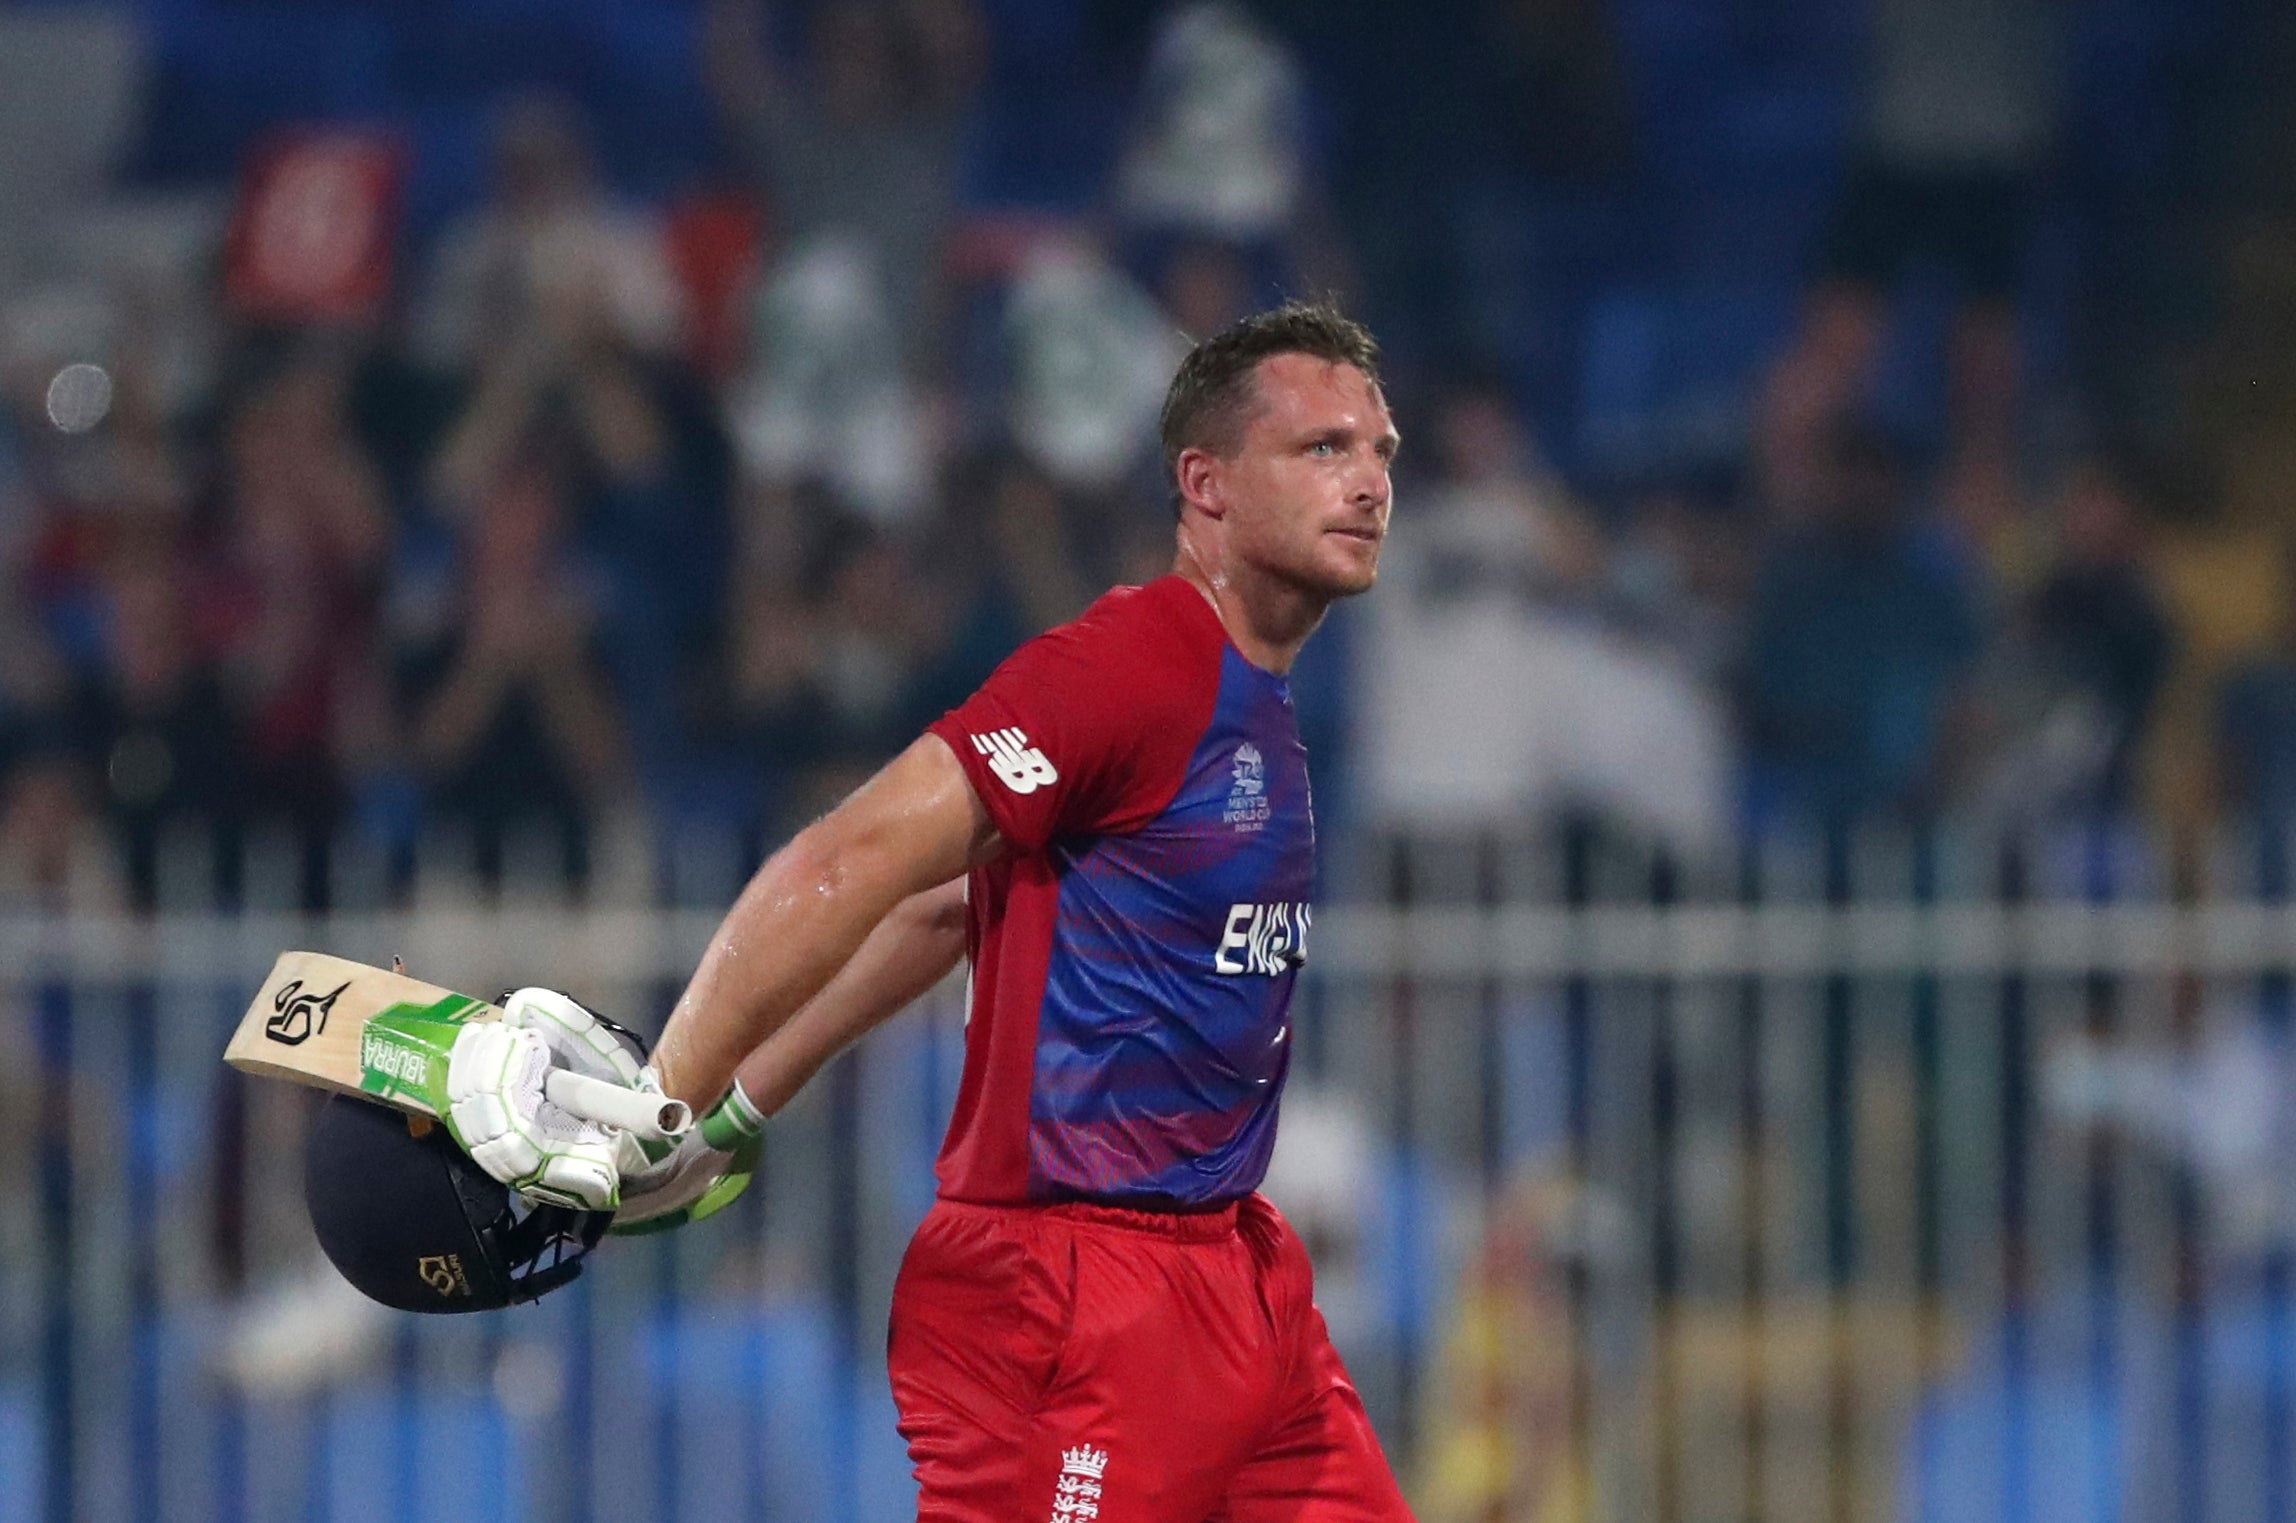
[1028,648,1317,1205]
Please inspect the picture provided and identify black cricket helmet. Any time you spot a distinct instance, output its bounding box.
[305,1092,609,1313]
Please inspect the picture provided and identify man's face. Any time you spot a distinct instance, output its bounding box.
[1206,354,1398,599]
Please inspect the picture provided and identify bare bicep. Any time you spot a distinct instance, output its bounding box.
[822,733,1006,897]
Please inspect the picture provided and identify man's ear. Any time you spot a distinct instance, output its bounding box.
[1175,446,1226,520]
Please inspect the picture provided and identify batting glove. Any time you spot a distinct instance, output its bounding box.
[444,1020,624,1211]
[496,986,697,1177]
[445,987,665,1212]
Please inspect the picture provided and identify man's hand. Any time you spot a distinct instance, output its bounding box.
[611,1081,767,1236]
[445,1021,623,1209]
[445,987,672,1212]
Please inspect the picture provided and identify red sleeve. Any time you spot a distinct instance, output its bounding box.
[927,581,1221,855]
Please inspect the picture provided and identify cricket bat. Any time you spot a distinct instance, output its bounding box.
[225,952,692,1141]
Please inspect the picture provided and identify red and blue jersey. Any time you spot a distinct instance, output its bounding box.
[925,576,1315,1209]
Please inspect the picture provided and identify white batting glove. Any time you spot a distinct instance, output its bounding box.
[445,1021,622,1209]
[444,991,636,1212]
[499,987,645,1089]
[493,987,684,1181]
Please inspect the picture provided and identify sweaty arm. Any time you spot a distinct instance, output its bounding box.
[649,733,998,1112]
[731,874,968,1117]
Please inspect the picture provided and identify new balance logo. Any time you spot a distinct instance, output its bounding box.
[972,728,1059,795]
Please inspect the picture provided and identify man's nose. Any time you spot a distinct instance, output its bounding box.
[1350,459,1389,505]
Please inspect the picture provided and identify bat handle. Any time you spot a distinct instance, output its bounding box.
[544,1069,694,1142]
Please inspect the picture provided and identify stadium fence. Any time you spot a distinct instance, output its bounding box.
[4,818,2295,1523]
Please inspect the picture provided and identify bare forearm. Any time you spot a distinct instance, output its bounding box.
[650,735,992,1109]
[734,878,967,1116]
[653,828,909,1108]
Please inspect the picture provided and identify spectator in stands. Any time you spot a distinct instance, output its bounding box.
[412,91,684,373]
[0,356,101,907]
[1116,2,1304,247]
[999,237,1178,584]
[3,300,195,684]
[1359,370,1729,851]
[394,444,630,878]
[1151,237,1255,341]
[1472,0,1636,188]
[431,275,731,782]
[1743,422,1984,822]
[1115,4,1355,311]
[1969,454,2173,820]
[78,516,243,903]
[0,747,115,909]
[0,352,72,811]
[808,520,942,766]
[0,606,72,824]
[203,340,393,853]
[725,508,950,824]
[1604,480,1749,682]
[2045,995,2296,1258]
[910,452,1090,696]
[2212,529,2296,832]
[1420,1174,1594,1523]
[724,553,832,806]
[729,234,932,527]
[1445,0,1639,410]
[1758,0,2065,531]
[0,302,199,905]
[705,0,984,366]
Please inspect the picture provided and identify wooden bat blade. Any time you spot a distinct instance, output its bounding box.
[227,954,681,1138]
[225,952,500,1118]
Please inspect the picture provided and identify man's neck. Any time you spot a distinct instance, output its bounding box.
[1172,550,1326,675]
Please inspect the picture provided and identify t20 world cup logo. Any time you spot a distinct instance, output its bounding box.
[1224,743,1271,832]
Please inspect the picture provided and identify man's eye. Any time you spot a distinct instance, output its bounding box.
[1308,441,1337,457]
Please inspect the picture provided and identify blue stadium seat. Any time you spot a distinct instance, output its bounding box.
[638,1303,915,1521]
[2029,817,2172,902]
[1902,1367,2126,1523]
[2066,0,2212,183]
[0,1382,38,1523]
[320,1389,525,1523]
[1666,183,1835,286]
[1657,80,1850,193]
[398,102,493,243]
[962,91,1118,213]
[575,4,713,199]
[385,0,592,104]
[958,0,1133,210]
[1611,0,1738,85]
[1575,285,1796,486]
[137,1,392,182]
[1376,1147,1457,1352]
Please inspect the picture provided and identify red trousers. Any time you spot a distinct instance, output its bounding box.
[888,1193,1416,1523]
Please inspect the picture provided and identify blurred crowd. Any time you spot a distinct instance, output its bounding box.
[6,7,2295,1519]
[0,0,2285,914]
